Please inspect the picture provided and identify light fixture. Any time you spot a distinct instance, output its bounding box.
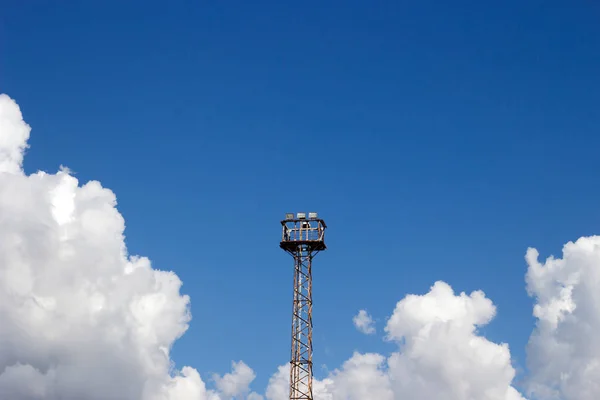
[285,213,294,220]
[308,212,318,219]
[297,212,306,219]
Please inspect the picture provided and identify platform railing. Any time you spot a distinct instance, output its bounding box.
[282,227,324,242]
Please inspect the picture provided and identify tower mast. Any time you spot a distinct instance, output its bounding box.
[280,212,327,400]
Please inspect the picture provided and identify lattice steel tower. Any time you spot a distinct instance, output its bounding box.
[280,212,327,400]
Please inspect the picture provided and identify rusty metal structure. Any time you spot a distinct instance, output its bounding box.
[280,212,327,400]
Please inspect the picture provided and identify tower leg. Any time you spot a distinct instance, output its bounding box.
[289,245,313,400]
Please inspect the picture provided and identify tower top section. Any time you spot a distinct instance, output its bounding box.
[280,212,327,253]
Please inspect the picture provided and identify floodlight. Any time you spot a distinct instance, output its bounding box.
[308,212,318,219]
[285,213,294,220]
[297,212,306,219]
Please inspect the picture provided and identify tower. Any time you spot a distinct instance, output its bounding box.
[280,212,327,400]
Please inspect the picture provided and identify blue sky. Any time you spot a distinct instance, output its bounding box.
[2,0,600,394]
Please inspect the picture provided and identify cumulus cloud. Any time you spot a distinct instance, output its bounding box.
[264,364,334,400]
[213,361,258,399]
[352,309,376,335]
[0,94,258,399]
[0,94,30,174]
[525,236,600,400]
[384,282,525,400]
[265,282,525,400]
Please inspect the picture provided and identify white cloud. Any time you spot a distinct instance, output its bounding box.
[525,236,600,400]
[323,352,392,400]
[263,363,334,400]
[0,94,30,174]
[264,365,289,400]
[213,361,260,399]
[384,281,525,400]
[265,282,525,400]
[0,94,258,399]
[352,309,376,335]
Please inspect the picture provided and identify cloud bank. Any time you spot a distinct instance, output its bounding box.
[525,237,600,400]
[1,93,599,399]
[265,282,524,400]
[0,94,261,400]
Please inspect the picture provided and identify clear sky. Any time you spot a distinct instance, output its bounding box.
[2,1,600,397]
